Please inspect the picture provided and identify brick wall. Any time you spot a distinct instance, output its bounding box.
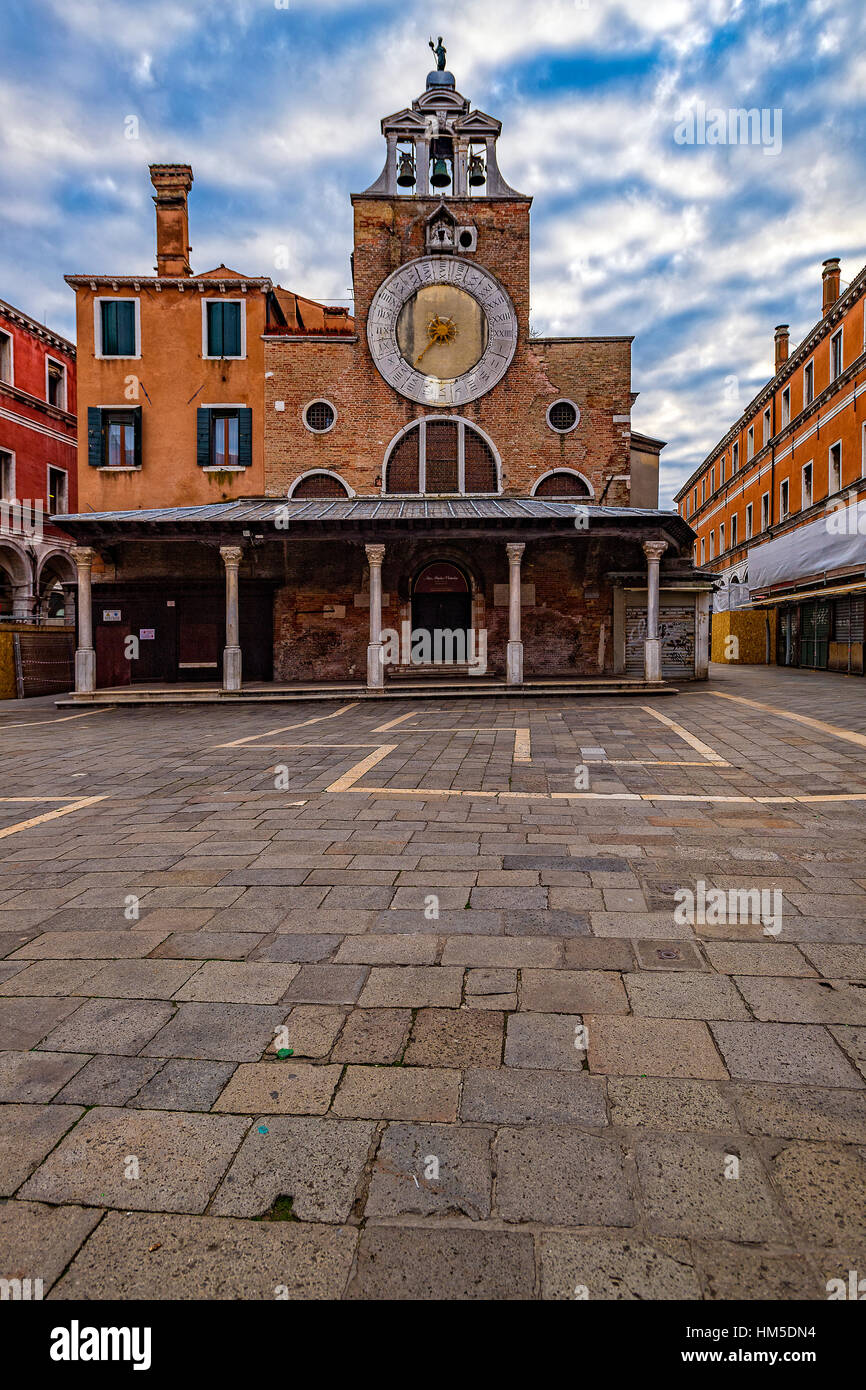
[264,195,633,503]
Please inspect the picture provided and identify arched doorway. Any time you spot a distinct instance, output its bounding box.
[412,562,472,646]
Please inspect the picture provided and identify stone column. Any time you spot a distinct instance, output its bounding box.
[366,543,385,690]
[220,545,243,692]
[71,546,96,693]
[695,591,710,679]
[506,542,525,685]
[642,540,667,681]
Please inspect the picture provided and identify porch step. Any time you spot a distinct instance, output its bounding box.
[57,678,679,706]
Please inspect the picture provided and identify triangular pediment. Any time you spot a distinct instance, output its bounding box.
[453,110,502,135]
[381,108,429,134]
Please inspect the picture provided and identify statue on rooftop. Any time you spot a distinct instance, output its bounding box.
[429,36,447,71]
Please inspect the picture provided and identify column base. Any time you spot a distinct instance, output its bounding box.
[222,645,242,692]
[644,637,662,682]
[367,643,384,690]
[506,640,524,685]
[74,647,96,695]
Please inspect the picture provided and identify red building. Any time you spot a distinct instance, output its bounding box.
[0,297,78,619]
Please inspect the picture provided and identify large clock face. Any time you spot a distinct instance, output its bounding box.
[367,256,518,406]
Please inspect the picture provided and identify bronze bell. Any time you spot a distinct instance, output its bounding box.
[430,157,451,188]
[468,153,486,186]
[396,151,416,187]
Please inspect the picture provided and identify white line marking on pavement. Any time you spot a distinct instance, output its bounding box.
[710,690,866,750]
[325,744,398,793]
[214,703,360,748]
[514,728,531,762]
[374,711,419,732]
[642,705,730,764]
[0,708,114,731]
[0,795,109,840]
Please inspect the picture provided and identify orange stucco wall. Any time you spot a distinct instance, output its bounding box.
[72,283,267,510]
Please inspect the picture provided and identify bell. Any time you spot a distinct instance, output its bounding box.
[468,153,486,186]
[396,151,416,187]
[430,157,451,188]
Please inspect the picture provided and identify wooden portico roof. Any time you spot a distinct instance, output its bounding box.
[55,497,695,548]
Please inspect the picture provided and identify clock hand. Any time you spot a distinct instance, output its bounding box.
[415,339,437,365]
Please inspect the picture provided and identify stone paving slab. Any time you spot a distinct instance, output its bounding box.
[332,1065,460,1121]
[495,1127,634,1225]
[212,1062,342,1114]
[140,1002,289,1062]
[710,1022,865,1087]
[39,998,176,1056]
[461,1067,607,1125]
[587,1016,729,1079]
[0,997,83,1049]
[539,1231,701,1300]
[0,1199,103,1294]
[51,1211,357,1300]
[0,1050,89,1102]
[366,1122,493,1219]
[345,1225,536,1300]
[0,1104,84,1196]
[19,1107,250,1213]
[211,1116,376,1220]
[635,1133,790,1241]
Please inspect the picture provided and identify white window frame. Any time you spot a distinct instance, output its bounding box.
[862,421,866,478]
[0,447,15,499]
[720,455,726,483]
[0,327,13,384]
[709,530,715,560]
[288,469,355,498]
[301,399,338,435]
[745,502,753,539]
[45,355,67,411]
[747,425,755,461]
[202,298,246,361]
[761,491,769,530]
[732,441,739,472]
[700,537,705,564]
[730,512,738,547]
[801,461,812,509]
[546,398,581,434]
[780,478,789,519]
[781,386,790,426]
[94,296,141,359]
[830,328,843,381]
[96,402,142,471]
[763,408,771,445]
[828,439,842,494]
[803,360,814,406]
[47,464,68,515]
[719,521,725,552]
[701,479,705,503]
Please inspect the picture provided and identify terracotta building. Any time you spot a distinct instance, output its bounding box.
[59,64,709,698]
[675,256,866,674]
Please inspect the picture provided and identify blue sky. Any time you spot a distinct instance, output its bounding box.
[2,0,864,503]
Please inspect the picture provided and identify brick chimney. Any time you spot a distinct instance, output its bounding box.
[150,164,193,277]
[822,257,841,316]
[774,324,789,373]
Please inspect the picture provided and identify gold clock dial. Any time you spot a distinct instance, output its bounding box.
[396,284,488,380]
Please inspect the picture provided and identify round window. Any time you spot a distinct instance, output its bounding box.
[304,400,336,433]
[547,399,579,433]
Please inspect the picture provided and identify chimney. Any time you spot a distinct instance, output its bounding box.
[774,324,789,373]
[150,164,193,277]
[822,257,841,316]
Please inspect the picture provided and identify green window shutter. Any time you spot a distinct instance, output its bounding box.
[237,408,252,468]
[224,304,241,357]
[206,302,222,357]
[100,301,135,355]
[87,407,103,466]
[196,408,212,467]
[101,302,117,356]
[116,302,136,355]
[132,406,142,467]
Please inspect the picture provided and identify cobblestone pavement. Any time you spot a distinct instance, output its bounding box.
[1,662,866,1300]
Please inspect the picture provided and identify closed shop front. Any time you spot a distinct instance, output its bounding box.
[625,602,695,678]
[799,601,831,669]
[829,595,865,674]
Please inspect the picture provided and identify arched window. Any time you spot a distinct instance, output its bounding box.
[290,471,351,499]
[532,470,592,498]
[383,418,499,495]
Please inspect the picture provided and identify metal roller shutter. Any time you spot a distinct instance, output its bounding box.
[625,604,695,678]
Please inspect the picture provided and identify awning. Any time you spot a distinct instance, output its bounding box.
[749,580,866,607]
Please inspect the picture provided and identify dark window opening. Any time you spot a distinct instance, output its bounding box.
[100,300,136,356]
[304,400,335,432]
[103,411,138,468]
[47,361,65,408]
[535,471,590,498]
[292,473,349,498]
[210,412,239,469]
[48,467,67,514]
[548,400,578,432]
[206,301,242,358]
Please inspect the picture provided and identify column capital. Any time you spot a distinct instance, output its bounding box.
[220,545,244,568]
[365,543,386,566]
[642,539,668,562]
[506,542,525,563]
[70,546,95,568]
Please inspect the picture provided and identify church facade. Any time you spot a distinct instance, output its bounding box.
[60,63,708,696]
